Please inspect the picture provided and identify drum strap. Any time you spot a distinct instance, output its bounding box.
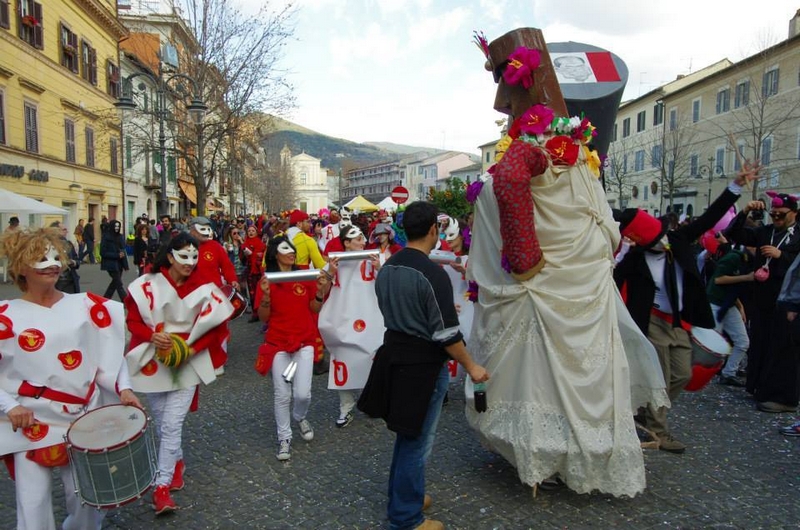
[18,380,96,406]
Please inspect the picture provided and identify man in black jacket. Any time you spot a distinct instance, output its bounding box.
[614,163,759,453]
[725,192,800,412]
[81,217,96,264]
[358,201,488,530]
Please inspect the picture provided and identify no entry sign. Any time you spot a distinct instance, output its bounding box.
[391,186,409,204]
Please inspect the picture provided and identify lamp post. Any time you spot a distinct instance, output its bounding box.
[699,156,725,208]
[115,61,207,218]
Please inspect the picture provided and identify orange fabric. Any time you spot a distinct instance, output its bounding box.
[26,444,69,467]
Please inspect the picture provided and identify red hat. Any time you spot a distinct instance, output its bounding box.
[289,210,309,226]
[617,208,664,248]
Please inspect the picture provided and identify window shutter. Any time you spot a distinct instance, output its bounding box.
[0,0,10,29]
[89,48,97,85]
[32,1,42,49]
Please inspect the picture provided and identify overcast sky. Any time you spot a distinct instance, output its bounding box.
[273,0,798,154]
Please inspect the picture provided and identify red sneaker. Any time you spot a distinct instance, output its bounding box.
[169,459,185,491]
[152,485,177,515]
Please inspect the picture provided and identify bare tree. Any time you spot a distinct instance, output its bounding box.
[647,109,700,212]
[175,0,297,215]
[605,141,633,209]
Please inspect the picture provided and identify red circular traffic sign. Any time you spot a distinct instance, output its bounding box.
[391,186,409,204]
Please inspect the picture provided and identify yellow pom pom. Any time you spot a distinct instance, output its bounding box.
[157,334,191,367]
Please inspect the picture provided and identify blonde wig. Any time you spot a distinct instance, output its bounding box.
[0,228,69,292]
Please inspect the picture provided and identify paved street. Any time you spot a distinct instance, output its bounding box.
[0,265,798,529]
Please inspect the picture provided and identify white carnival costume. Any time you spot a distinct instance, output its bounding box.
[0,293,125,455]
[125,271,233,392]
[319,257,384,392]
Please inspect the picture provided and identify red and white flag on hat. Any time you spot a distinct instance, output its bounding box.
[553,52,621,84]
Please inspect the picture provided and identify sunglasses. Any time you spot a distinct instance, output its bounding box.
[769,211,789,220]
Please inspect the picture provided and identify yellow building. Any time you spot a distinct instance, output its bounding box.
[0,0,126,236]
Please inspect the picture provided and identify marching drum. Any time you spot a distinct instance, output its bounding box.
[686,327,732,391]
[221,284,248,320]
[66,404,157,508]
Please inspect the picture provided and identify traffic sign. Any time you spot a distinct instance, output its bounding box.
[391,186,409,204]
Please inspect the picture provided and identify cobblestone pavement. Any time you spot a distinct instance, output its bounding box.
[0,266,799,529]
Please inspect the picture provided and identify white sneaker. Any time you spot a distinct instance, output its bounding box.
[298,419,314,441]
[276,439,291,461]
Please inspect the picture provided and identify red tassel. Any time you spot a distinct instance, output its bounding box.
[3,454,15,481]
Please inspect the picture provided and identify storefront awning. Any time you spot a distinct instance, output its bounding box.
[178,180,197,205]
[207,197,225,212]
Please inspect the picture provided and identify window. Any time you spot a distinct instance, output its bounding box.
[653,103,664,126]
[612,123,617,142]
[0,90,5,145]
[715,88,730,114]
[692,98,701,123]
[60,23,78,73]
[762,68,779,98]
[64,118,75,162]
[636,111,646,132]
[167,155,176,181]
[690,154,699,177]
[1,0,10,29]
[715,147,725,173]
[669,108,677,131]
[81,40,97,86]
[85,127,95,167]
[622,117,631,138]
[651,144,662,167]
[761,137,772,165]
[300,172,307,184]
[485,151,490,163]
[125,135,132,169]
[623,154,628,173]
[634,150,645,172]
[18,1,43,49]
[107,61,120,98]
[24,102,38,152]
[110,137,118,173]
[735,80,750,108]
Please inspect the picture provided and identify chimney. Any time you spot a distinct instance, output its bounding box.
[790,8,800,38]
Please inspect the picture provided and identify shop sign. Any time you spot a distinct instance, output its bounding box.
[0,164,49,183]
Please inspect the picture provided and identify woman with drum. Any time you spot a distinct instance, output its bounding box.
[0,227,141,530]
[125,232,234,515]
[255,235,337,461]
[318,226,382,428]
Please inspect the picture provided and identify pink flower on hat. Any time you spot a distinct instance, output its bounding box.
[502,46,541,89]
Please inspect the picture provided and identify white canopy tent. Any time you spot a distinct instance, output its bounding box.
[376,196,399,212]
[0,188,68,215]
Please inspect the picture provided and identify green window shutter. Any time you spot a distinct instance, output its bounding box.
[167,155,176,182]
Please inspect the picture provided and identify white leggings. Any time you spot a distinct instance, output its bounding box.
[13,453,105,530]
[147,386,196,486]
[270,346,314,441]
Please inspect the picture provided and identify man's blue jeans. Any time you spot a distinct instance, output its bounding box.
[387,364,449,530]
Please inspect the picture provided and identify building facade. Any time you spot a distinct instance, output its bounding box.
[281,146,329,214]
[607,10,800,217]
[0,0,126,237]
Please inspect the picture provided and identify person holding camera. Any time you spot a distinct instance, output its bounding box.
[725,191,800,413]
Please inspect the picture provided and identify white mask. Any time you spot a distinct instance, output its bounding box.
[277,242,296,255]
[194,224,214,238]
[343,226,363,240]
[171,245,199,266]
[444,218,460,242]
[32,244,62,270]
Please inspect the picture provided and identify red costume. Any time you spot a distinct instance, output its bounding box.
[194,239,238,287]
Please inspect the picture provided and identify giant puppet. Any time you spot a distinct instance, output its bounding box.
[465,28,667,497]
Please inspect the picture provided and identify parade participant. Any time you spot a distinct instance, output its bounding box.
[0,227,141,530]
[440,217,473,381]
[81,217,96,264]
[358,201,488,530]
[725,191,800,413]
[159,215,173,246]
[189,217,239,290]
[240,225,266,322]
[318,225,381,428]
[125,232,234,514]
[318,208,342,251]
[51,221,81,294]
[287,209,326,270]
[133,224,151,276]
[615,162,759,452]
[465,27,667,496]
[100,220,129,301]
[367,223,403,265]
[322,209,354,256]
[255,235,336,460]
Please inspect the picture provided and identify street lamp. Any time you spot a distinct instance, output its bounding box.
[698,156,725,208]
[115,63,207,218]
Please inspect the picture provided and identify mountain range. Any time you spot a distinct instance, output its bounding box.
[259,116,446,173]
